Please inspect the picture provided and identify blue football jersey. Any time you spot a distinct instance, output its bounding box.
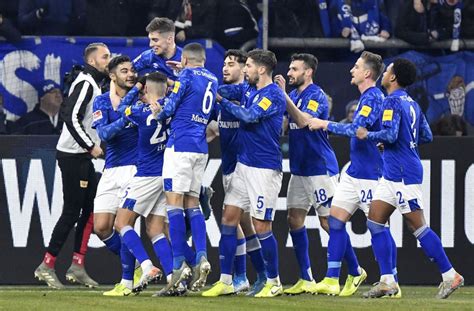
[124,100,169,177]
[220,83,286,171]
[157,67,218,153]
[288,84,339,176]
[368,89,433,184]
[92,92,137,169]
[327,86,384,180]
[216,81,254,175]
[132,47,182,79]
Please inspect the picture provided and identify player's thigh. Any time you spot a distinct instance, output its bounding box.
[187,152,209,198]
[121,176,163,218]
[224,163,251,213]
[162,147,193,194]
[287,175,311,212]
[309,174,338,218]
[244,165,282,222]
[332,173,363,216]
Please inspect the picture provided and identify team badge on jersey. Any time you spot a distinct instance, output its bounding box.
[258,97,272,111]
[93,110,103,122]
[382,109,393,121]
[359,105,372,117]
[307,100,319,112]
[124,106,132,116]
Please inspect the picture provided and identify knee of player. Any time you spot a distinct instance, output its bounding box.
[319,216,330,233]
[253,219,272,234]
[93,218,114,239]
[286,209,305,230]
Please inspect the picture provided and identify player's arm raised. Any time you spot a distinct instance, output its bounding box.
[156,72,189,120]
[219,95,276,124]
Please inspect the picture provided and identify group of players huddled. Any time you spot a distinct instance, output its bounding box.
[34,17,463,299]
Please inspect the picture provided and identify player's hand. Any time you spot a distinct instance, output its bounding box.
[166,60,183,72]
[167,78,175,87]
[306,118,328,131]
[376,142,384,152]
[379,30,390,39]
[137,74,147,89]
[274,75,286,92]
[341,27,351,38]
[176,30,186,42]
[356,127,368,140]
[150,100,162,117]
[90,144,103,158]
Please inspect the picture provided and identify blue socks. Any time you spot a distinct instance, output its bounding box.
[326,216,347,278]
[246,235,266,278]
[152,234,173,276]
[343,230,360,276]
[167,206,187,269]
[367,220,393,276]
[102,230,121,255]
[290,226,312,281]
[185,207,207,261]
[234,238,246,277]
[120,226,149,264]
[120,240,135,281]
[219,225,237,275]
[258,231,279,279]
[387,228,399,282]
[415,226,453,273]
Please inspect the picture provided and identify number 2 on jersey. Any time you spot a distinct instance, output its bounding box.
[146,114,167,144]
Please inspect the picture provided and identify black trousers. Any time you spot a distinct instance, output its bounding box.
[47,155,97,257]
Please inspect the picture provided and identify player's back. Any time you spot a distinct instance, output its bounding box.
[132,47,182,79]
[168,67,218,154]
[382,89,425,184]
[347,86,384,180]
[288,84,338,177]
[125,102,169,177]
[238,83,286,171]
[92,92,137,169]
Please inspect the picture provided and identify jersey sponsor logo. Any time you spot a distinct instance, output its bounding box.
[218,120,240,129]
[382,109,393,121]
[307,100,319,112]
[289,122,300,130]
[191,114,209,125]
[258,97,272,111]
[359,105,372,117]
[172,81,181,93]
[92,110,103,122]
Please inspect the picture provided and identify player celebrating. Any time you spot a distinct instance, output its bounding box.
[274,53,339,295]
[112,72,177,295]
[156,43,218,292]
[357,59,464,299]
[203,49,286,298]
[307,51,399,297]
[91,55,141,296]
[212,49,267,295]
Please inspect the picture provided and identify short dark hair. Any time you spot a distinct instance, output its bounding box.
[146,71,168,84]
[360,51,384,81]
[84,42,108,62]
[291,53,318,73]
[107,55,131,73]
[247,49,277,74]
[224,49,247,64]
[183,42,206,63]
[146,17,175,33]
[392,58,417,88]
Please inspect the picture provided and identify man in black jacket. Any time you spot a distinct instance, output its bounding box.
[34,42,109,289]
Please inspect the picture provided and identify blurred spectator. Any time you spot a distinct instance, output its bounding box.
[83,0,129,36]
[396,0,433,46]
[174,0,218,42]
[326,93,336,121]
[461,0,473,38]
[328,0,391,53]
[432,114,467,136]
[18,0,85,35]
[430,0,462,51]
[0,0,21,43]
[11,80,63,135]
[340,99,358,123]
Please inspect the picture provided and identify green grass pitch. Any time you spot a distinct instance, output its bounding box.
[0,285,473,311]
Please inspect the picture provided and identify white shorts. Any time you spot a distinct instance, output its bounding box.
[223,173,250,213]
[373,177,424,214]
[332,172,379,216]
[120,176,167,218]
[224,162,282,221]
[94,165,136,214]
[162,146,208,197]
[287,174,339,217]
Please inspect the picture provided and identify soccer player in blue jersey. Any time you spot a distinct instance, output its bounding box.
[211,49,267,295]
[203,49,286,298]
[307,51,399,297]
[112,72,176,295]
[90,55,145,296]
[156,43,218,292]
[274,53,339,295]
[357,59,464,299]
[133,17,182,78]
